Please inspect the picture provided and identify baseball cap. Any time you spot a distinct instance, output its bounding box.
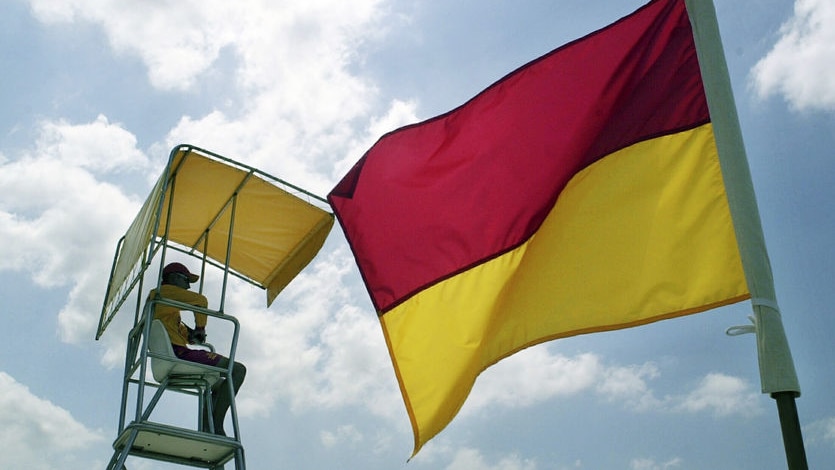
[162,262,200,282]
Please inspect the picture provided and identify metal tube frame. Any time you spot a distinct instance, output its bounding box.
[106,145,250,469]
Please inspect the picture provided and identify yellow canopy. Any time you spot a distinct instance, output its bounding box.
[98,145,333,338]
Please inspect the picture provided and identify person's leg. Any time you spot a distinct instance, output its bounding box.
[211,356,246,436]
[172,346,228,434]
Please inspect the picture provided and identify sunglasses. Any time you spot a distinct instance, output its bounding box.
[172,272,191,284]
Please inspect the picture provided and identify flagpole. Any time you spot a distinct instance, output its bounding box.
[775,391,809,469]
[684,0,806,468]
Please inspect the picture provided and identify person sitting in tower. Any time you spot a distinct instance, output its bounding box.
[148,261,246,436]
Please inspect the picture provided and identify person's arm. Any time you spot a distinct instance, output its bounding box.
[162,285,209,326]
[172,289,209,344]
[180,290,209,328]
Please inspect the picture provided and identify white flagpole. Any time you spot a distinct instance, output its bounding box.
[684,0,805,468]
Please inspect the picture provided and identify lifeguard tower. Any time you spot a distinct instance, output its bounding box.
[96,145,334,469]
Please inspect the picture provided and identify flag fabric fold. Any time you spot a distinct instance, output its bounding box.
[329,0,750,454]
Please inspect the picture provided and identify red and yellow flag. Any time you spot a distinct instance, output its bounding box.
[329,0,749,454]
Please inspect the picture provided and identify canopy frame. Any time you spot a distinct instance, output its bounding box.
[96,144,333,340]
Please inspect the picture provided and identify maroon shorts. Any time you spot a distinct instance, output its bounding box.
[172,344,222,366]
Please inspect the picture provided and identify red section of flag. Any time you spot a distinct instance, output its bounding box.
[329,0,707,313]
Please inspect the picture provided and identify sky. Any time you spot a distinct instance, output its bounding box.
[1,0,834,469]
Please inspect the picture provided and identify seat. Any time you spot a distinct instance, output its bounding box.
[148,319,221,386]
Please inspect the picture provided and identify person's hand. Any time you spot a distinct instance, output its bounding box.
[188,326,207,344]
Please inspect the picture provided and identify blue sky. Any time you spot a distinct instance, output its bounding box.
[1,0,834,469]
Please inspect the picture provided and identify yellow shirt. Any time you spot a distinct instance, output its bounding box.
[148,284,209,347]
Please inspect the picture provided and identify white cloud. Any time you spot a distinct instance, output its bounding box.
[596,362,662,411]
[674,373,762,418]
[459,347,761,422]
[464,349,601,413]
[0,117,148,346]
[34,115,147,173]
[630,457,683,470]
[30,0,241,91]
[751,0,835,111]
[464,347,664,416]
[804,416,835,448]
[445,447,538,470]
[29,0,398,198]
[0,371,104,470]
[320,424,363,448]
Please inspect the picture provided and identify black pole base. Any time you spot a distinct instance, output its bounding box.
[772,391,808,470]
